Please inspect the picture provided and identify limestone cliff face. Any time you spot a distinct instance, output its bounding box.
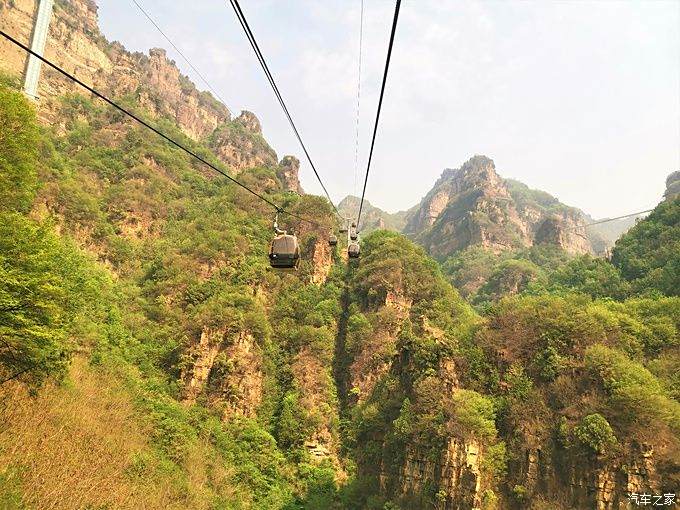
[277,155,304,194]
[0,0,293,179]
[535,214,591,254]
[1,0,229,138]
[311,237,332,285]
[665,171,680,200]
[207,111,278,173]
[338,195,409,234]
[181,326,263,420]
[346,278,489,508]
[510,442,662,510]
[404,156,595,257]
[381,438,483,510]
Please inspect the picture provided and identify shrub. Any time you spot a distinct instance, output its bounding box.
[573,413,617,454]
[450,389,497,442]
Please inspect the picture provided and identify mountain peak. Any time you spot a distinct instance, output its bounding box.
[404,155,594,257]
[235,111,262,135]
[337,195,409,233]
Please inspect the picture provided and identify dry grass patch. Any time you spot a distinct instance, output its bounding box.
[0,358,182,509]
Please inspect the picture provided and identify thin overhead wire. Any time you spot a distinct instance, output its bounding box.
[0,29,323,227]
[356,0,401,230]
[130,0,231,113]
[227,0,341,217]
[352,0,365,201]
[563,208,655,232]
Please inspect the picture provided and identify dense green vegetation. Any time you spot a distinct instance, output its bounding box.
[1,72,678,510]
[442,195,679,309]
[611,198,680,296]
[0,80,341,509]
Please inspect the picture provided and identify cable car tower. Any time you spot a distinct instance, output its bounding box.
[23,0,55,100]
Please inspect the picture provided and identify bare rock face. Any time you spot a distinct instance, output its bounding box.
[665,171,680,200]
[277,155,304,194]
[535,214,592,254]
[406,156,532,257]
[208,114,278,174]
[292,347,341,467]
[181,327,225,404]
[507,441,663,510]
[0,0,297,172]
[180,327,263,420]
[234,110,262,135]
[311,238,332,285]
[338,195,409,233]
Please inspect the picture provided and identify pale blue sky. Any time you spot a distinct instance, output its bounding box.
[96,0,679,218]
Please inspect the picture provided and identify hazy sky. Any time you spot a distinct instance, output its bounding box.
[96,0,680,218]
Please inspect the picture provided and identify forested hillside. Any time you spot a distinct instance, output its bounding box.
[2,75,678,508]
[1,1,678,508]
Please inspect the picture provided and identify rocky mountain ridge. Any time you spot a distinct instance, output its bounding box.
[342,155,600,258]
[1,2,677,509]
[0,0,302,190]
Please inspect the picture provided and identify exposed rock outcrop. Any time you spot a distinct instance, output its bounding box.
[0,0,284,178]
[0,0,231,138]
[535,214,591,254]
[181,327,263,419]
[404,156,595,257]
[277,155,304,194]
[338,195,409,233]
[665,171,680,200]
[234,110,261,135]
[181,326,225,404]
[207,112,278,174]
[382,439,482,510]
[510,442,663,510]
[311,237,332,285]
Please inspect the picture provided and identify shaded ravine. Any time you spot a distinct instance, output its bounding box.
[332,265,352,448]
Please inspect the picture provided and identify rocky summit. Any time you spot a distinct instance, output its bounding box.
[402,156,595,257]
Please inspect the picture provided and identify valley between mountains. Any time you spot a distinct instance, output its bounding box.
[1,1,678,509]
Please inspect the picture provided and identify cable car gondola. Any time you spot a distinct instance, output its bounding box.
[348,241,360,258]
[349,222,358,241]
[269,213,300,269]
[329,234,338,247]
[270,234,300,268]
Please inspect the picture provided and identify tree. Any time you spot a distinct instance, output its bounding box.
[0,83,39,212]
[612,199,680,296]
[573,414,617,454]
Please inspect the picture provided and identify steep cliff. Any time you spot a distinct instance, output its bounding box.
[0,0,302,181]
[1,2,677,509]
[277,155,304,194]
[664,171,680,201]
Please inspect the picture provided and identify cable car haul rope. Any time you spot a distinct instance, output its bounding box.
[0,30,323,267]
[2,0,406,267]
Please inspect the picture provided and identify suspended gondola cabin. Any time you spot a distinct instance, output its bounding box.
[348,241,360,258]
[350,222,358,241]
[328,234,338,247]
[269,234,300,269]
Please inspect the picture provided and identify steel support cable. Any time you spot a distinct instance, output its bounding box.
[356,0,401,230]
[0,30,323,227]
[352,0,365,202]
[130,0,231,113]
[562,208,655,232]
[227,0,341,218]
